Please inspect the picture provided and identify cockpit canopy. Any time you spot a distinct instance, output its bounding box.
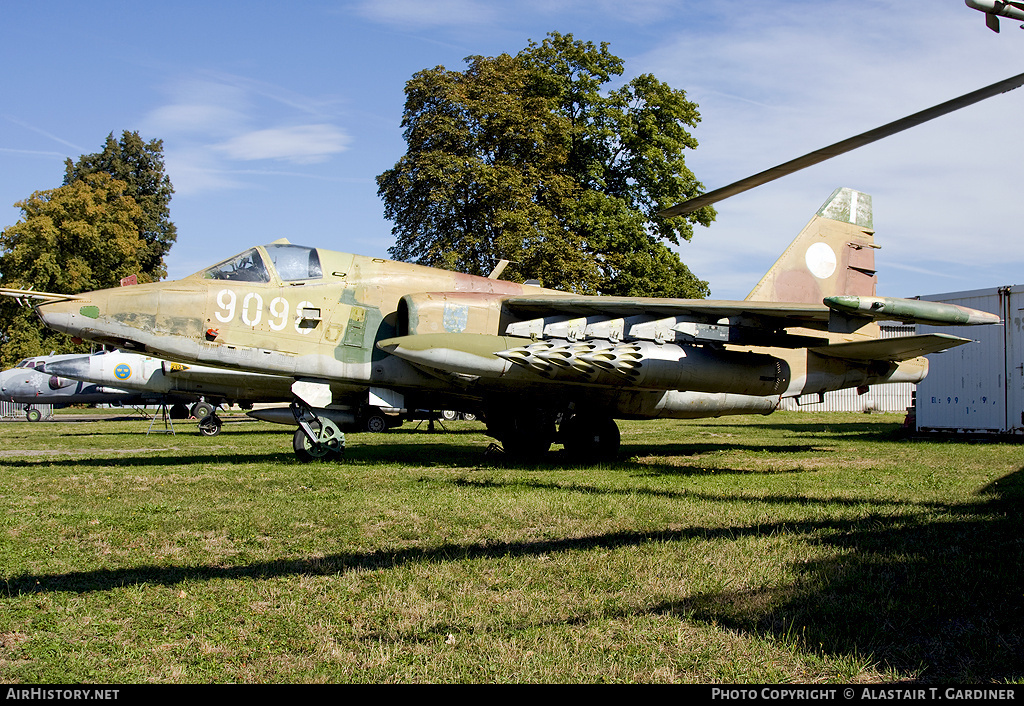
[202,244,322,283]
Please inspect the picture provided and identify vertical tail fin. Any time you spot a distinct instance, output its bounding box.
[745,187,878,304]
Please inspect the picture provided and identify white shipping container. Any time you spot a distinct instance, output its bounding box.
[916,285,1024,435]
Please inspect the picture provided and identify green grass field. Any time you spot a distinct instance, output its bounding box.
[1,411,1021,684]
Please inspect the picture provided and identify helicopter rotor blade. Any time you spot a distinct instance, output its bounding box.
[660,70,1024,218]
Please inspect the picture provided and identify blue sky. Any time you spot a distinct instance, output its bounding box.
[2,0,1022,300]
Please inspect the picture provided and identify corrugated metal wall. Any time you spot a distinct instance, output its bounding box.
[916,285,1024,434]
[781,323,916,413]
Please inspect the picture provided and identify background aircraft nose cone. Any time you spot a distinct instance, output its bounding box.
[45,358,89,379]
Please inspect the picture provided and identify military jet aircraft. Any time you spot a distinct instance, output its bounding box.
[0,186,1000,461]
[966,0,1024,32]
[3,73,1020,462]
[0,353,148,421]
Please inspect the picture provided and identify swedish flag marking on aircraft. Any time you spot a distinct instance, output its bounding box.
[114,363,131,380]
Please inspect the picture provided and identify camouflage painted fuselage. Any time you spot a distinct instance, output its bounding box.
[27,189,998,426]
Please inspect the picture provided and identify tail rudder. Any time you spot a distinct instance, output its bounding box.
[745,187,878,304]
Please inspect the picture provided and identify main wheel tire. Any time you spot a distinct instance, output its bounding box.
[25,408,42,423]
[192,401,215,420]
[364,413,389,433]
[440,410,459,421]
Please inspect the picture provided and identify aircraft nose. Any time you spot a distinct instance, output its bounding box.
[45,357,90,380]
[0,369,35,400]
[35,299,83,338]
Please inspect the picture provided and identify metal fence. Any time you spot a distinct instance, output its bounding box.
[0,400,54,420]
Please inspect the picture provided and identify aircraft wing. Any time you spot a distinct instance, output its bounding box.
[809,333,972,362]
[500,294,999,343]
[503,295,832,327]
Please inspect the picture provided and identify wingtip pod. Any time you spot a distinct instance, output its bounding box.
[824,295,1002,326]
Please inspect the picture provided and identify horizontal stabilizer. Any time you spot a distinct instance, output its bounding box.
[810,333,972,362]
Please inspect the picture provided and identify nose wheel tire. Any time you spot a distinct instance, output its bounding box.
[25,408,42,423]
[198,415,222,436]
[293,418,345,462]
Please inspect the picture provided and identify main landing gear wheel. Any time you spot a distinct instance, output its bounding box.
[487,408,556,461]
[25,408,42,423]
[192,401,216,420]
[292,418,344,462]
[364,413,389,433]
[560,414,620,463]
[198,415,222,437]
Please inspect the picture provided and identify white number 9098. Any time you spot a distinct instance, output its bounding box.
[214,289,315,335]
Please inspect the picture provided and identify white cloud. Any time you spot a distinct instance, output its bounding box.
[142,74,351,195]
[351,0,500,28]
[215,125,351,163]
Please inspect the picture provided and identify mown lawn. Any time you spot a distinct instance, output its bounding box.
[1,411,1021,683]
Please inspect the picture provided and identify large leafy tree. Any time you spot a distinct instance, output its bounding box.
[378,32,714,297]
[63,130,176,280]
[0,173,151,366]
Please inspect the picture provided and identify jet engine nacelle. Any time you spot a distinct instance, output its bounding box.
[397,291,507,337]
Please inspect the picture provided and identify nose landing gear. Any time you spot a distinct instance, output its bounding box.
[290,398,345,462]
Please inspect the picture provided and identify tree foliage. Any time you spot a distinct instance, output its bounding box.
[63,130,176,280]
[0,173,152,366]
[0,131,175,366]
[378,32,714,297]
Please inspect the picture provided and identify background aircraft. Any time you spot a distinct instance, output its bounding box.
[41,349,405,435]
[966,0,1024,32]
[1,354,151,421]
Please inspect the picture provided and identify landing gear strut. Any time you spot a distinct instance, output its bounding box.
[193,399,222,436]
[290,399,344,462]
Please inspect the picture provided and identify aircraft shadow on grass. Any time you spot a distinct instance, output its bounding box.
[7,459,1022,682]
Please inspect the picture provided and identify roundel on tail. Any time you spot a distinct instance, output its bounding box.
[805,242,837,280]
